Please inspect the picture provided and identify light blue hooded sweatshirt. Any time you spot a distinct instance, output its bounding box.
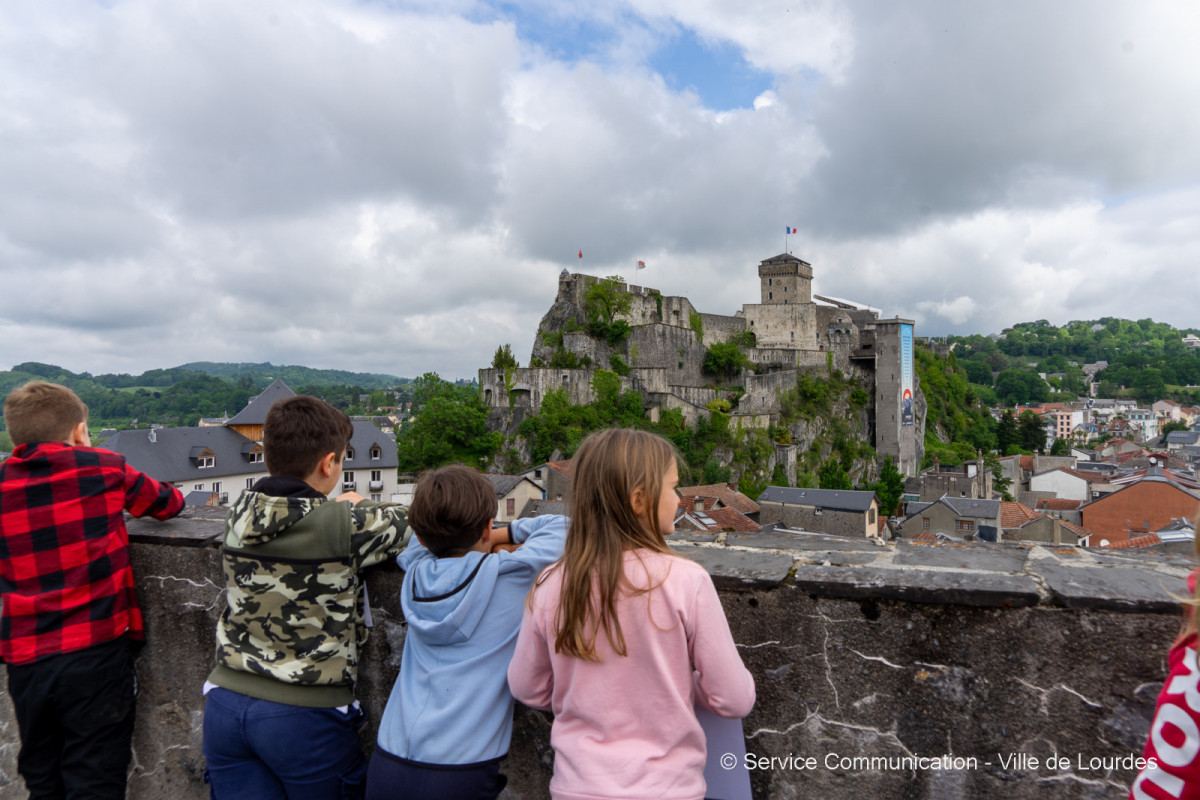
[375,514,569,766]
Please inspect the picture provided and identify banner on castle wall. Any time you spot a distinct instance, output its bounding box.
[900,324,914,426]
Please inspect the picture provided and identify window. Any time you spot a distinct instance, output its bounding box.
[345,447,355,461]
[194,484,204,491]
[344,472,355,482]
[922,517,930,528]
[248,451,263,463]
[370,446,381,460]
[246,478,254,489]
[956,520,975,532]
[371,494,381,502]
[212,482,221,494]
[506,498,515,516]
[371,470,382,482]
[198,456,214,468]
[869,508,876,524]
[534,469,543,480]
[814,507,823,516]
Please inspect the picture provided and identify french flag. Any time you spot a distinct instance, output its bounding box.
[786,226,797,234]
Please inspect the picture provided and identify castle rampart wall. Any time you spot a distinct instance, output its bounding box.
[698,312,748,345]
[16,507,1175,800]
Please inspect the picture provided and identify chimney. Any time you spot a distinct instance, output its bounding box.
[149,428,156,444]
[695,498,705,513]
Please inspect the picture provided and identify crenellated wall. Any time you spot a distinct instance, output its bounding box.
[16,508,1184,799]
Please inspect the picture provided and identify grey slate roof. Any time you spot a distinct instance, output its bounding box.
[901,495,1001,523]
[519,499,567,518]
[226,379,296,426]
[938,496,1002,519]
[757,486,877,512]
[102,420,396,484]
[485,474,542,499]
[1167,431,1200,445]
[343,422,399,470]
[99,426,267,484]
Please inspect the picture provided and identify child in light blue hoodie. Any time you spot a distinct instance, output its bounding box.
[366,465,568,800]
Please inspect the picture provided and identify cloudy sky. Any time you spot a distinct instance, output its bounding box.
[3,1,1199,380]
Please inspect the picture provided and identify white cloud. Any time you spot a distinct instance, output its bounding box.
[2,0,1200,382]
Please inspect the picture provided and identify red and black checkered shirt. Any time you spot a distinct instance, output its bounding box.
[0,441,185,664]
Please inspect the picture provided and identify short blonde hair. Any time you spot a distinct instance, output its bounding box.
[3,381,88,445]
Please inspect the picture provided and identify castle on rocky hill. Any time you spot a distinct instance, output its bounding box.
[479,253,925,476]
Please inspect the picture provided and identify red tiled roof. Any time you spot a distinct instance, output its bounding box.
[677,483,760,514]
[705,507,761,532]
[1036,498,1082,511]
[673,505,760,533]
[1059,467,1105,483]
[1000,501,1043,529]
[546,460,575,477]
[1019,455,1033,470]
[1058,520,1092,540]
[1102,533,1162,549]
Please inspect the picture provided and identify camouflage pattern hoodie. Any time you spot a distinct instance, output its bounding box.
[208,476,411,708]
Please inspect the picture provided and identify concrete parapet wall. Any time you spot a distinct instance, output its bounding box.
[2,509,1182,799]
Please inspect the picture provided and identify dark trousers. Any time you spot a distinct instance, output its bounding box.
[6,638,137,800]
[365,749,506,800]
[203,687,368,800]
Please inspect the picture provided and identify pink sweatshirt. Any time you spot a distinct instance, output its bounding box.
[508,549,756,800]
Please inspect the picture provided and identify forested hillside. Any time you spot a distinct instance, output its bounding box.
[949,318,1200,405]
[0,362,412,445]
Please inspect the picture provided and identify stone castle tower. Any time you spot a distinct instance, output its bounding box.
[758,253,813,304]
[478,254,926,477]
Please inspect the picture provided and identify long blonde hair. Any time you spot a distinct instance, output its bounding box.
[543,428,678,661]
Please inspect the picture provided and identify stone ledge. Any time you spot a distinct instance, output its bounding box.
[791,564,1042,607]
[125,511,1192,614]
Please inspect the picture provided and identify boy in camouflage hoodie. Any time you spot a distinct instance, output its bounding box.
[202,396,411,799]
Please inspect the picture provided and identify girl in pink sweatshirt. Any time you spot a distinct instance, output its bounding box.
[508,428,756,800]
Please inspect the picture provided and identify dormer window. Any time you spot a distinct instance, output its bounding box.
[190,445,216,469]
[345,447,355,461]
[370,445,381,460]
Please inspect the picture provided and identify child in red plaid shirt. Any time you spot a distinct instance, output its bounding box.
[0,381,185,800]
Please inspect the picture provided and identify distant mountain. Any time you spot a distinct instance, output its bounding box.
[175,362,408,389]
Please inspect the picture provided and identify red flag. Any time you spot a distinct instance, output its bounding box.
[578,250,583,259]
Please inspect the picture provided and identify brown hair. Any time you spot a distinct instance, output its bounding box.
[3,381,88,445]
[409,465,497,556]
[263,395,354,480]
[540,427,679,661]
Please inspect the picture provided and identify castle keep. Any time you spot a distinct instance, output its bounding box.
[480,254,925,476]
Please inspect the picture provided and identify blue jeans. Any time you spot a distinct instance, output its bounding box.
[202,687,367,800]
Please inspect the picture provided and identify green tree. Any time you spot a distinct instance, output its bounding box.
[396,373,502,472]
[996,410,1019,454]
[703,342,748,381]
[818,459,852,491]
[1163,419,1190,435]
[491,344,518,370]
[1018,411,1047,454]
[584,276,633,346]
[1049,437,1071,456]
[871,456,905,516]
